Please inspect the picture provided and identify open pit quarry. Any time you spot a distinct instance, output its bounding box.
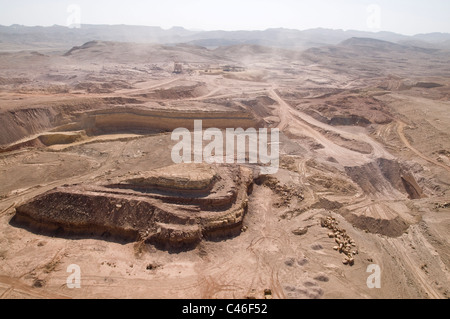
[0,38,449,299]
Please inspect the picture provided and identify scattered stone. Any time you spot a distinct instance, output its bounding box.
[303,280,317,287]
[297,257,308,266]
[321,215,357,266]
[32,279,45,288]
[292,227,308,236]
[146,262,160,270]
[264,289,273,299]
[314,273,330,282]
[246,289,257,299]
[285,257,296,267]
[261,177,304,207]
[435,202,450,209]
[308,287,324,299]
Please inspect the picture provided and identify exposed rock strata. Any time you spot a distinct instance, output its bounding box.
[13,164,254,248]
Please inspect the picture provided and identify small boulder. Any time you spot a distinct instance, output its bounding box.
[292,227,308,236]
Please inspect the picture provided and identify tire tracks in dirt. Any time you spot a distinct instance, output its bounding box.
[396,121,450,173]
[246,186,288,299]
[0,275,70,299]
[388,239,443,299]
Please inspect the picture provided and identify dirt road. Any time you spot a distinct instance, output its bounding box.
[396,121,450,173]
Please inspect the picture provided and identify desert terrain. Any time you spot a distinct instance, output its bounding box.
[0,30,449,299]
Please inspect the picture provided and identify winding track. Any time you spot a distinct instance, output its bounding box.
[388,239,443,299]
[0,276,70,299]
[396,121,450,173]
[269,87,395,166]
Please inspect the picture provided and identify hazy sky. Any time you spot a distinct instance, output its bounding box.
[1,0,449,35]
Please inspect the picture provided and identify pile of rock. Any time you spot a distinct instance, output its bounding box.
[321,216,358,266]
[245,288,273,299]
[261,177,304,208]
[435,202,450,209]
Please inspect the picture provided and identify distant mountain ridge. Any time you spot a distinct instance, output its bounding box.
[1,24,450,51]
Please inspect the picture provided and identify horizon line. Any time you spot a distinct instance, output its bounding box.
[1,23,449,37]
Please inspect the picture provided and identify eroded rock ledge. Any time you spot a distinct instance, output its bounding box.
[13,164,254,248]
